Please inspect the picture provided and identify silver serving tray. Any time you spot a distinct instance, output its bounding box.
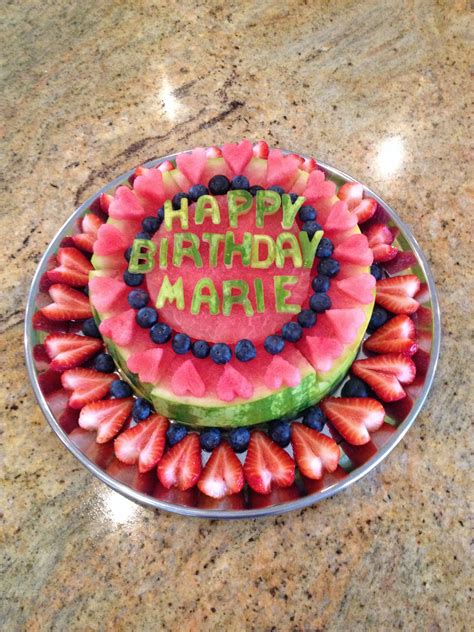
[24,153,441,519]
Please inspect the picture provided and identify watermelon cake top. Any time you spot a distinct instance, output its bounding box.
[87,141,378,428]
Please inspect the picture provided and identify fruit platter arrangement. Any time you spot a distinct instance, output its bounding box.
[25,141,440,517]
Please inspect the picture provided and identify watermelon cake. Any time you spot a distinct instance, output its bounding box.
[33,140,424,501]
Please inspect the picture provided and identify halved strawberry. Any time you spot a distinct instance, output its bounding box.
[157,433,202,491]
[353,354,416,384]
[41,284,92,321]
[321,398,385,445]
[70,232,96,253]
[291,423,340,480]
[365,223,394,247]
[376,275,421,314]
[301,157,317,172]
[32,310,64,332]
[351,198,377,224]
[81,213,104,235]
[371,243,399,262]
[79,398,133,443]
[157,160,174,172]
[351,364,406,401]
[99,193,112,213]
[206,146,222,158]
[364,314,417,355]
[61,368,115,408]
[338,182,363,209]
[44,333,103,371]
[253,140,269,159]
[197,442,245,498]
[243,431,295,494]
[114,415,169,473]
[47,247,93,286]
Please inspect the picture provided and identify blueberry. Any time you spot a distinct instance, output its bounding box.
[132,397,152,421]
[268,420,291,447]
[208,174,230,195]
[172,333,191,354]
[94,353,115,373]
[82,317,101,338]
[289,192,299,203]
[124,246,132,262]
[316,237,334,258]
[157,207,165,222]
[302,220,323,238]
[264,335,285,355]
[298,205,317,222]
[172,192,189,209]
[231,175,250,190]
[150,322,172,344]
[210,342,232,364]
[249,185,263,197]
[82,286,89,297]
[281,321,303,342]
[228,427,250,453]
[110,380,133,398]
[188,184,208,202]
[341,377,371,398]
[200,428,222,452]
[368,306,389,331]
[370,263,383,280]
[297,309,317,328]
[166,423,187,446]
[268,185,285,196]
[142,216,160,235]
[235,339,256,362]
[123,271,144,287]
[135,231,151,240]
[136,307,158,328]
[310,293,332,313]
[302,406,326,431]
[128,289,149,309]
[317,258,340,278]
[312,275,330,293]
[192,339,210,359]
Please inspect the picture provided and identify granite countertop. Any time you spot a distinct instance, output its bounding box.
[1,1,472,630]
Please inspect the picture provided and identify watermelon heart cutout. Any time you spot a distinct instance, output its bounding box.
[176,148,208,184]
[127,348,164,383]
[222,140,253,175]
[99,309,137,346]
[217,365,254,402]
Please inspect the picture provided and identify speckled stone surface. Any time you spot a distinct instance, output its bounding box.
[1,1,472,630]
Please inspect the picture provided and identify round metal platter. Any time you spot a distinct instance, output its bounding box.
[24,152,441,519]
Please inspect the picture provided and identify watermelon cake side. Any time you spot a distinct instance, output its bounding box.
[86,142,376,428]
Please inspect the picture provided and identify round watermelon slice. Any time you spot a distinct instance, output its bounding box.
[89,143,375,428]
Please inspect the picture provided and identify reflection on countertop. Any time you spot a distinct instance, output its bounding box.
[1,1,471,630]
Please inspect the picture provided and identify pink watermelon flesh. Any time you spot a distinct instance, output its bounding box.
[222,140,253,175]
[108,186,146,220]
[265,149,301,189]
[93,224,129,256]
[99,309,137,346]
[145,196,312,344]
[263,356,301,390]
[171,359,206,397]
[323,308,366,344]
[89,276,128,312]
[335,274,375,304]
[298,335,343,373]
[217,364,254,402]
[127,348,164,383]
[333,234,373,265]
[242,157,268,186]
[134,169,166,212]
[176,148,208,184]
[323,201,358,232]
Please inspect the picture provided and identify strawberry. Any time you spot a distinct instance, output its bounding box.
[338,182,363,209]
[157,160,174,172]
[321,397,385,445]
[47,247,93,286]
[288,153,304,167]
[157,433,202,491]
[61,368,115,409]
[32,310,64,333]
[301,157,317,172]
[44,333,103,371]
[253,140,269,159]
[206,146,222,158]
[81,213,104,235]
[99,193,113,213]
[243,431,295,494]
[365,223,398,262]
[79,398,133,443]
[70,232,96,253]
[364,314,417,355]
[197,442,245,498]
[351,197,377,224]
[291,423,340,480]
[352,354,416,402]
[353,354,416,384]
[41,284,93,321]
[114,415,169,473]
[376,275,421,314]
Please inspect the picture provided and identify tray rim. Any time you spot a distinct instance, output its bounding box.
[24,151,441,519]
